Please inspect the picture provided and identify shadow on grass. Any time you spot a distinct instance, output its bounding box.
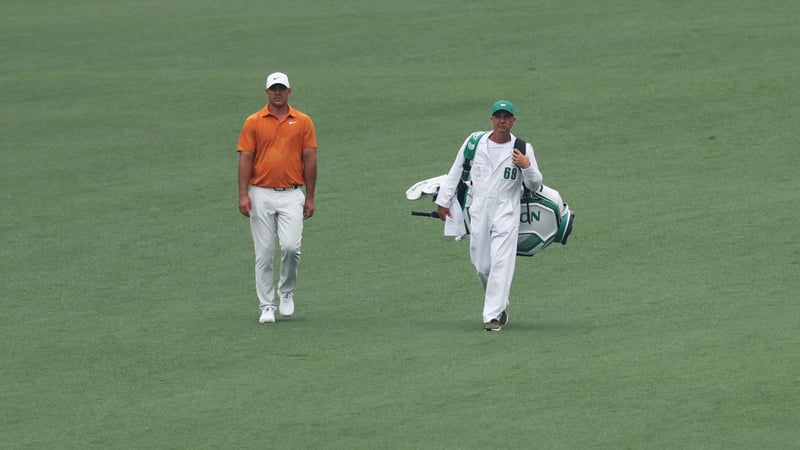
[420,317,603,336]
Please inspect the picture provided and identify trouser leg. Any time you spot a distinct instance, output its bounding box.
[481,227,518,323]
[277,189,304,294]
[470,217,493,319]
[471,230,491,292]
[249,186,277,310]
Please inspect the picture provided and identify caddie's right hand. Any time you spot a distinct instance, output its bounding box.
[437,206,451,221]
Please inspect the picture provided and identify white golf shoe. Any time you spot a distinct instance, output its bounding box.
[259,307,276,324]
[279,292,295,317]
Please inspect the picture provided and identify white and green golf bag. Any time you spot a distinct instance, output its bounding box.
[516,185,575,256]
[407,175,575,257]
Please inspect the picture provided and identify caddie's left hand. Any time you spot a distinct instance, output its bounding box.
[512,149,530,169]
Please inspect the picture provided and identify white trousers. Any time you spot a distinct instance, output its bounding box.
[469,203,519,323]
[248,186,304,311]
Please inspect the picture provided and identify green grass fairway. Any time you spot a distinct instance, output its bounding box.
[2,0,799,448]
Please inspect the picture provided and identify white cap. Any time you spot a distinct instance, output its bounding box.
[265,72,290,89]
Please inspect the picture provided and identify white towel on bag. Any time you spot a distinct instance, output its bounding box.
[444,201,467,239]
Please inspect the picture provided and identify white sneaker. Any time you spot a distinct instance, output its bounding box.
[259,308,276,323]
[279,292,295,317]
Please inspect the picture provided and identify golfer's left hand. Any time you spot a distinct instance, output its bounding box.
[304,198,315,219]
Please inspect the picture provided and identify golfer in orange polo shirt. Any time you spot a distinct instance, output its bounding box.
[236,72,318,324]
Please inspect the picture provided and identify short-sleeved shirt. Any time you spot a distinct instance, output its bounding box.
[236,104,317,188]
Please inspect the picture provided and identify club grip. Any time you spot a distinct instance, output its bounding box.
[411,211,440,219]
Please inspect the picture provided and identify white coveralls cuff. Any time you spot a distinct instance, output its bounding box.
[522,166,543,192]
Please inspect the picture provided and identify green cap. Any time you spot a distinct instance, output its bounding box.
[491,100,515,116]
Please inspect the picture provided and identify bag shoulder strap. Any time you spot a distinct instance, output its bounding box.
[456,132,485,210]
[514,137,531,194]
[462,131,486,162]
[514,137,527,155]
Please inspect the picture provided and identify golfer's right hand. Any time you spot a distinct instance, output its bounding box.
[239,195,252,217]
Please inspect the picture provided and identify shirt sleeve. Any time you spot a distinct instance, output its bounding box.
[236,118,256,152]
[302,116,318,149]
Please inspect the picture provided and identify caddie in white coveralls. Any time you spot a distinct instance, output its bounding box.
[435,100,542,331]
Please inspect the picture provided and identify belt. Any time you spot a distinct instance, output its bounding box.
[269,185,300,191]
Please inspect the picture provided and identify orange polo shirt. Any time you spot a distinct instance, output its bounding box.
[236,104,317,188]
